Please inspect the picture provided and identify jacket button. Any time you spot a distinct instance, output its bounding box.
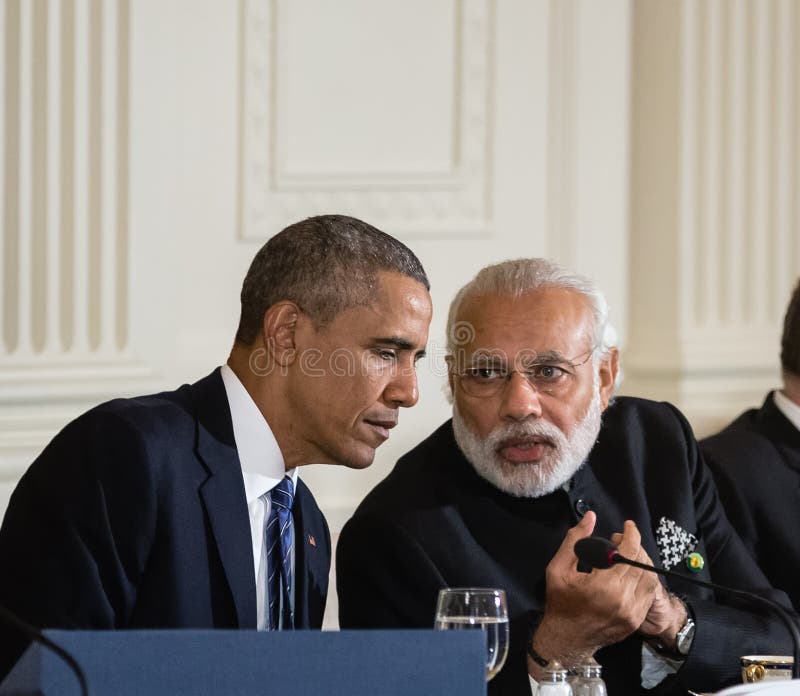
[575,499,590,516]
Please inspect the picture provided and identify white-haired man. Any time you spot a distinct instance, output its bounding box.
[337,259,791,696]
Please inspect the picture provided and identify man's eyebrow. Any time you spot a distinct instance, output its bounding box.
[468,354,506,366]
[527,350,568,362]
[372,337,427,357]
[372,336,413,349]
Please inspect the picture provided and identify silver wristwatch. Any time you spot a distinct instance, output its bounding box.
[675,615,696,656]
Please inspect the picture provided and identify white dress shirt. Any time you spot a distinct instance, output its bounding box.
[220,364,298,630]
[774,389,800,432]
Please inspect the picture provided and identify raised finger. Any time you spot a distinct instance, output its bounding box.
[611,521,644,579]
[551,511,596,576]
[616,520,643,559]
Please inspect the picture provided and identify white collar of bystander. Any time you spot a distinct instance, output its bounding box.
[773,389,800,433]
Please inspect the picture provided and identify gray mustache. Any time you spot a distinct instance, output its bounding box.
[488,419,566,447]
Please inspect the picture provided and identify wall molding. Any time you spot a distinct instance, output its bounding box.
[627,0,800,429]
[0,356,158,478]
[237,0,497,240]
[545,0,577,266]
[1,0,143,468]
[619,368,781,438]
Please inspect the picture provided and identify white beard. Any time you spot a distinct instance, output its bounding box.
[452,387,603,498]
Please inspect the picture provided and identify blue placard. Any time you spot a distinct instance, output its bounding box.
[0,629,486,696]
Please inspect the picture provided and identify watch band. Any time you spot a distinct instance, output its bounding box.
[647,597,695,658]
[526,610,550,668]
[675,615,696,656]
[527,642,550,668]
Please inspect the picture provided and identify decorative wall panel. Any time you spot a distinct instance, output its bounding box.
[0,0,147,463]
[238,0,496,239]
[545,0,577,264]
[627,0,800,433]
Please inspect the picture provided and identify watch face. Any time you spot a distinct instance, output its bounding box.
[677,621,696,656]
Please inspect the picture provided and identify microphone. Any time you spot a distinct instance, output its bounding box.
[0,605,88,696]
[574,537,619,570]
[574,536,800,680]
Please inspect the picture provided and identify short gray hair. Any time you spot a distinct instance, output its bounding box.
[446,258,618,356]
[236,215,429,344]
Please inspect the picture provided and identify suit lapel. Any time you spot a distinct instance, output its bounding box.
[292,480,330,629]
[191,369,257,629]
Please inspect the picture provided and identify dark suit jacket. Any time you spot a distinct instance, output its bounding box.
[337,397,792,696]
[0,369,330,675]
[700,391,800,609]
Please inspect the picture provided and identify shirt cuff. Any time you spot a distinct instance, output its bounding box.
[641,641,685,689]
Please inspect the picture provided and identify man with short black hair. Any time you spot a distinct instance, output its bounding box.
[0,215,432,675]
[337,258,792,696]
[701,278,800,610]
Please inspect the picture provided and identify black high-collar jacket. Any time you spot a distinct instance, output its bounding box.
[338,397,793,696]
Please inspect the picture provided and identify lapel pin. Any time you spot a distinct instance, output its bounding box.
[686,552,704,572]
[308,534,316,547]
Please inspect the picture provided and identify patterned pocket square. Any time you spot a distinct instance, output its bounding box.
[655,517,698,570]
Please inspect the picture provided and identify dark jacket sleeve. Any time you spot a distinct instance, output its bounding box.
[337,513,446,629]
[700,435,761,558]
[663,405,795,693]
[0,409,158,673]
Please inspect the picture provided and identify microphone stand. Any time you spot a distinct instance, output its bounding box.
[612,554,800,680]
[0,605,88,696]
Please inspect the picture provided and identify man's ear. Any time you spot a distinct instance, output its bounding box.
[261,302,300,367]
[445,356,456,396]
[598,347,619,411]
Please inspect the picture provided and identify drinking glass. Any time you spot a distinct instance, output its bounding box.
[434,588,510,681]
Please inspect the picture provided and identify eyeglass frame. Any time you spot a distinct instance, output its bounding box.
[447,345,598,398]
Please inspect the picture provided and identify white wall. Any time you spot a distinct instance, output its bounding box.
[1,0,798,536]
[623,0,800,434]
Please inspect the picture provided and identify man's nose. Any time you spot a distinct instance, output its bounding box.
[384,367,419,408]
[500,372,542,421]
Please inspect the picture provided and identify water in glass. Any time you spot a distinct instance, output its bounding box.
[434,588,510,681]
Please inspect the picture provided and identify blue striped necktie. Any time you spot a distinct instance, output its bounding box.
[266,476,295,630]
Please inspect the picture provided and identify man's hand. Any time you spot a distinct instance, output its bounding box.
[528,512,659,679]
[608,531,688,651]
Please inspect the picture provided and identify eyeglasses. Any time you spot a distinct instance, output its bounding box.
[451,347,596,398]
